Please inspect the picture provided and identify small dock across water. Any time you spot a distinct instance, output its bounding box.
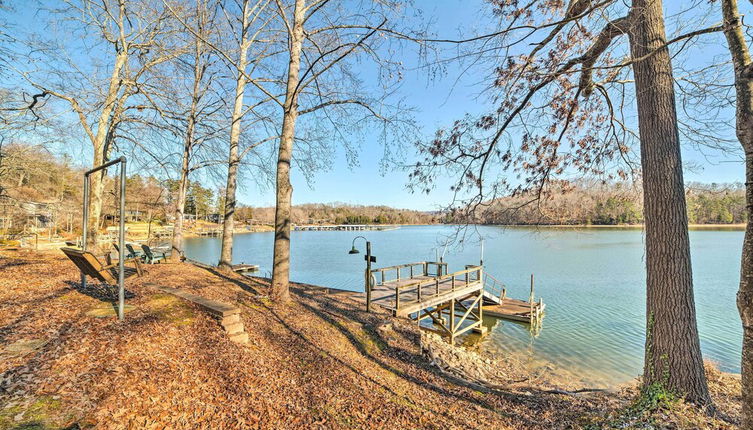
[232,264,259,273]
[293,224,399,231]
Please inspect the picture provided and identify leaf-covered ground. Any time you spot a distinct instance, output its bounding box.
[0,249,741,429]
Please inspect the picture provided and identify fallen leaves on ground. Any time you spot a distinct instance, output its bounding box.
[0,249,741,429]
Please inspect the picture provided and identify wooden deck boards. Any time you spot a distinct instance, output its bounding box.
[483,298,545,322]
[367,276,483,317]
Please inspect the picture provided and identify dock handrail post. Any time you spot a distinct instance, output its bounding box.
[366,241,372,312]
[449,299,456,344]
[410,265,414,279]
[423,262,428,276]
[529,273,535,303]
[530,273,535,323]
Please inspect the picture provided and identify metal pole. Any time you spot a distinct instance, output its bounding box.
[81,174,89,289]
[118,158,126,321]
[366,240,372,312]
[480,239,484,267]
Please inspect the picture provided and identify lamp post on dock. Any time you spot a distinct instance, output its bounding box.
[348,236,375,312]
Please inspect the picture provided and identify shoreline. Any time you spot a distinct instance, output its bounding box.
[486,223,747,230]
[182,222,747,235]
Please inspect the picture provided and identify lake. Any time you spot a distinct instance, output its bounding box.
[184,225,743,387]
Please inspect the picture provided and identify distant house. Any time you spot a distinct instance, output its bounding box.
[181,213,220,223]
[0,198,55,233]
[103,209,154,223]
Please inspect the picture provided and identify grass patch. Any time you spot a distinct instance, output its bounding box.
[2,339,47,357]
[581,383,683,429]
[356,327,388,355]
[0,395,74,429]
[144,294,196,326]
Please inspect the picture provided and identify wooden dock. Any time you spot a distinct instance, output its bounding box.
[232,264,259,273]
[196,228,221,237]
[354,261,487,344]
[354,261,545,343]
[480,272,545,325]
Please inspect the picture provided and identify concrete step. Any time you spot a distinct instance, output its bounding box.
[229,332,249,344]
[222,321,245,335]
[221,314,241,325]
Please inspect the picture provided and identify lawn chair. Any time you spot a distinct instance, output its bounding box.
[141,244,167,264]
[113,243,140,260]
[126,244,144,261]
[61,247,143,284]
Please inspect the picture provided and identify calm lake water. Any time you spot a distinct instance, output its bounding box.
[184,225,743,387]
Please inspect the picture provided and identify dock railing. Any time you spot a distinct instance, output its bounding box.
[370,261,448,285]
[388,265,483,313]
[482,271,507,303]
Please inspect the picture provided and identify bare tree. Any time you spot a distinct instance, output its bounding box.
[167,0,281,270]
[269,0,419,302]
[12,0,182,247]
[152,0,226,260]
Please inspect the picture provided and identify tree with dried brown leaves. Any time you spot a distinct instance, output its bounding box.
[411,0,718,406]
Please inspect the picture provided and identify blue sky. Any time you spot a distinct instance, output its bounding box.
[3,1,747,211]
[253,0,746,211]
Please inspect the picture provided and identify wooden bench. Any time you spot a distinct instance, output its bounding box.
[61,247,143,284]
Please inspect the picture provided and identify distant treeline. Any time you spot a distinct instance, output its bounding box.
[248,203,439,225]
[0,145,438,233]
[475,182,747,226]
[1,145,744,232]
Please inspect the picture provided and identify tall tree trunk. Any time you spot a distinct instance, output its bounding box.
[218,0,251,270]
[628,0,711,405]
[87,50,127,249]
[172,7,206,262]
[171,142,191,260]
[271,0,306,303]
[720,0,753,425]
